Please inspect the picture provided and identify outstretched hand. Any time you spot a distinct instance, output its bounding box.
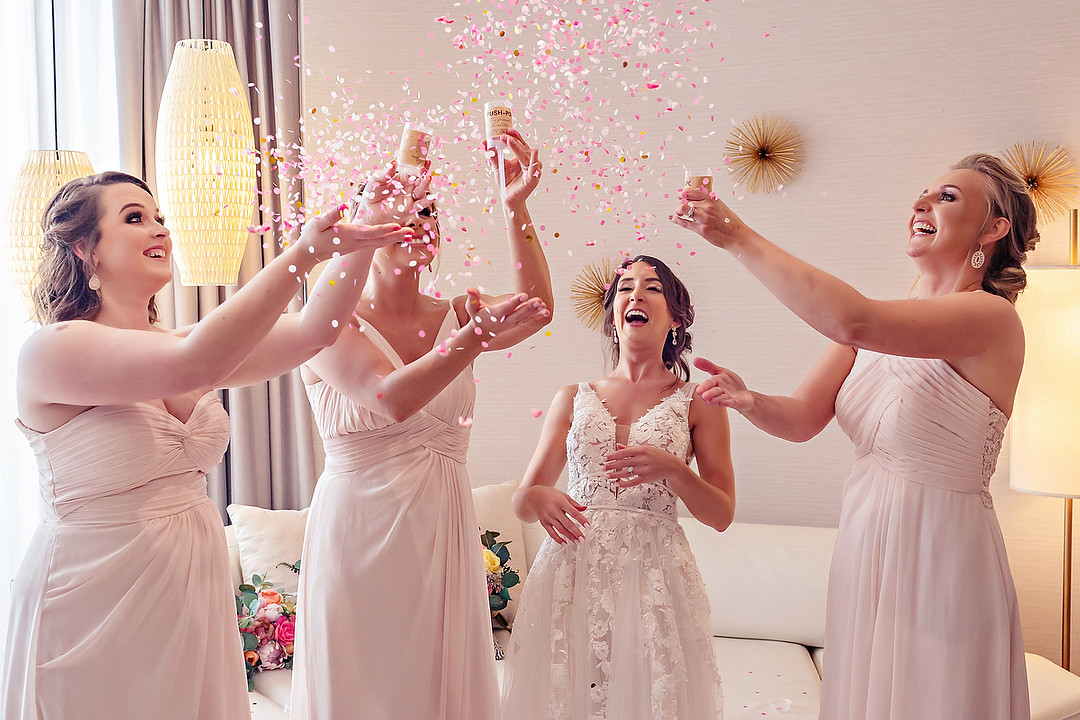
[299,204,414,262]
[483,129,542,206]
[693,357,755,412]
[669,186,749,250]
[464,289,550,349]
[353,162,435,227]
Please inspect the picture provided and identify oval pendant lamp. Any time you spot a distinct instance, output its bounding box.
[2,150,95,318]
[155,39,257,286]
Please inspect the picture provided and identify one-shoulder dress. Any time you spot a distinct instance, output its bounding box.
[824,351,1029,719]
[1,393,248,720]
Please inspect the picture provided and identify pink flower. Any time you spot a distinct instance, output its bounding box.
[275,618,296,646]
[252,617,276,643]
[258,603,283,622]
[257,640,288,671]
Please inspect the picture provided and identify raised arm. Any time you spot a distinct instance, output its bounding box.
[19,206,410,412]
[694,342,856,443]
[219,172,429,387]
[671,188,1020,362]
[511,385,590,544]
[305,290,549,423]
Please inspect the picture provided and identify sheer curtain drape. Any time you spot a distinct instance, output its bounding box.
[112,0,319,516]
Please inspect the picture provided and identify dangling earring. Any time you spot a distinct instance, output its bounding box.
[612,327,619,344]
[970,249,985,269]
[670,327,678,345]
[88,274,101,291]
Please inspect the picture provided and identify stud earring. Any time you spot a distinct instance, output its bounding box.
[970,249,985,269]
[88,274,101,291]
[670,327,678,345]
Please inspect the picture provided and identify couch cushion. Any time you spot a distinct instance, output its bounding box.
[714,636,821,719]
[226,504,308,595]
[252,668,293,715]
[1026,653,1080,720]
[472,481,530,628]
[681,519,836,647]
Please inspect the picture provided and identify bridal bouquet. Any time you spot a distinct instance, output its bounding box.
[236,569,298,691]
[481,529,520,631]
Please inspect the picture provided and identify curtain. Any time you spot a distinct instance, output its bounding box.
[112,0,320,516]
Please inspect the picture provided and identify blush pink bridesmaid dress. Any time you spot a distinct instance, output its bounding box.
[1,393,249,719]
[823,351,1029,720]
[291,309,499,720]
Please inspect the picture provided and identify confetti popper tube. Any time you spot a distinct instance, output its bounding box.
[397,122,433,175]
[484,101,512,199]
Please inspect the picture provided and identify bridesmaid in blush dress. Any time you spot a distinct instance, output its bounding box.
[674,153,1038,720]
[1,170,413,720]
[291,129,553,720]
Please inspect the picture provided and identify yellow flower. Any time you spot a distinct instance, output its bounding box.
[483,548,501,574]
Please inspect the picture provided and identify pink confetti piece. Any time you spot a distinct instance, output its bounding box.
[531,408,543,418]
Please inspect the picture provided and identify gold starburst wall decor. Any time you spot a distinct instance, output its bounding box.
[724,114,804,194]
[1001,141,1079,222]
[570,257,621,331]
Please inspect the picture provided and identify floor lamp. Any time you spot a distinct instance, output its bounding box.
[1010,209,1080,671]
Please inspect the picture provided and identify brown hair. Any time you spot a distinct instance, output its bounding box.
[601,254,695,381]
[952,154,1039,304]
[33,171,160,325]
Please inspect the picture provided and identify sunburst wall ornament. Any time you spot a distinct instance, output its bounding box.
[1001,141,1079,222]
[570,257,621,331]
[724,114,804,194]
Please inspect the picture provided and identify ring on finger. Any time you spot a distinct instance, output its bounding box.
[676,202,695,221]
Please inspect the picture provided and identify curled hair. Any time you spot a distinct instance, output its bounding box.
[33,171,160,325]
[601,254,695,381]
[952,154,1039,304]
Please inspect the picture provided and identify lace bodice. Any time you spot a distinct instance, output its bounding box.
[566,382,693,518]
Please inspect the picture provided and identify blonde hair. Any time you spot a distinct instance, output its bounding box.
[952,154,1039,304]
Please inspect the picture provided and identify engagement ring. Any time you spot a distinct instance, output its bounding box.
[677,203,695,221]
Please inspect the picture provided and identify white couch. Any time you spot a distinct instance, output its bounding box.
[227,483,1080,719]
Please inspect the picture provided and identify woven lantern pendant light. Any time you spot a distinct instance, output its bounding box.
[156,39,257,286]
[2,150,95,317]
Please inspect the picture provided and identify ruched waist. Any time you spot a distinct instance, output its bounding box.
[322,412,470,472]
[860,451,988,496]
[44,472,213,527]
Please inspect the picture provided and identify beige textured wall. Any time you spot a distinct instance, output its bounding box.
[299,0,1080,666]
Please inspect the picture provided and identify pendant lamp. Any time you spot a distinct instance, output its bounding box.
[155,39,257,286]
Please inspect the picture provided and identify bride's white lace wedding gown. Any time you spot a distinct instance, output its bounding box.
[502,382,723,719]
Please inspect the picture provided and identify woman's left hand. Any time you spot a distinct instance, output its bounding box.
[483,128,542,206]
[603,443,685,489]
[670,186,749,250]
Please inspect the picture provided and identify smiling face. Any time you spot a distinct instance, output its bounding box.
[612,260,677,348]
[375,204,441,273]
[907,168,996,268]
[90,183,173,295]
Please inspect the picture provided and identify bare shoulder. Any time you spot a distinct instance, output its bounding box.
[688,389,730,429]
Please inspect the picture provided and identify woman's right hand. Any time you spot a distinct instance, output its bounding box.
[693,357,756,413]
[520,485,589,544]
[296,203,414,263]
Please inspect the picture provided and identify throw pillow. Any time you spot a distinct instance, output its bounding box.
[226,504,308,595]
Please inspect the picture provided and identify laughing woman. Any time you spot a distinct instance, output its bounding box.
[1,170,413,720]
[675,154,1037,720]
[502,255,734,720]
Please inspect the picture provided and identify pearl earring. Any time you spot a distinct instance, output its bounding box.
[670,327,678,345]
[88,274,101,291]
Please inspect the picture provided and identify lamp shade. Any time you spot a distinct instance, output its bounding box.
[1010,266,1080,498]
[155,39,257,286]
[1,150,95,318]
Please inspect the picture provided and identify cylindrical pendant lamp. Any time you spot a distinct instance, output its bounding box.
[155,39,257,286]
[1,150,95,317]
